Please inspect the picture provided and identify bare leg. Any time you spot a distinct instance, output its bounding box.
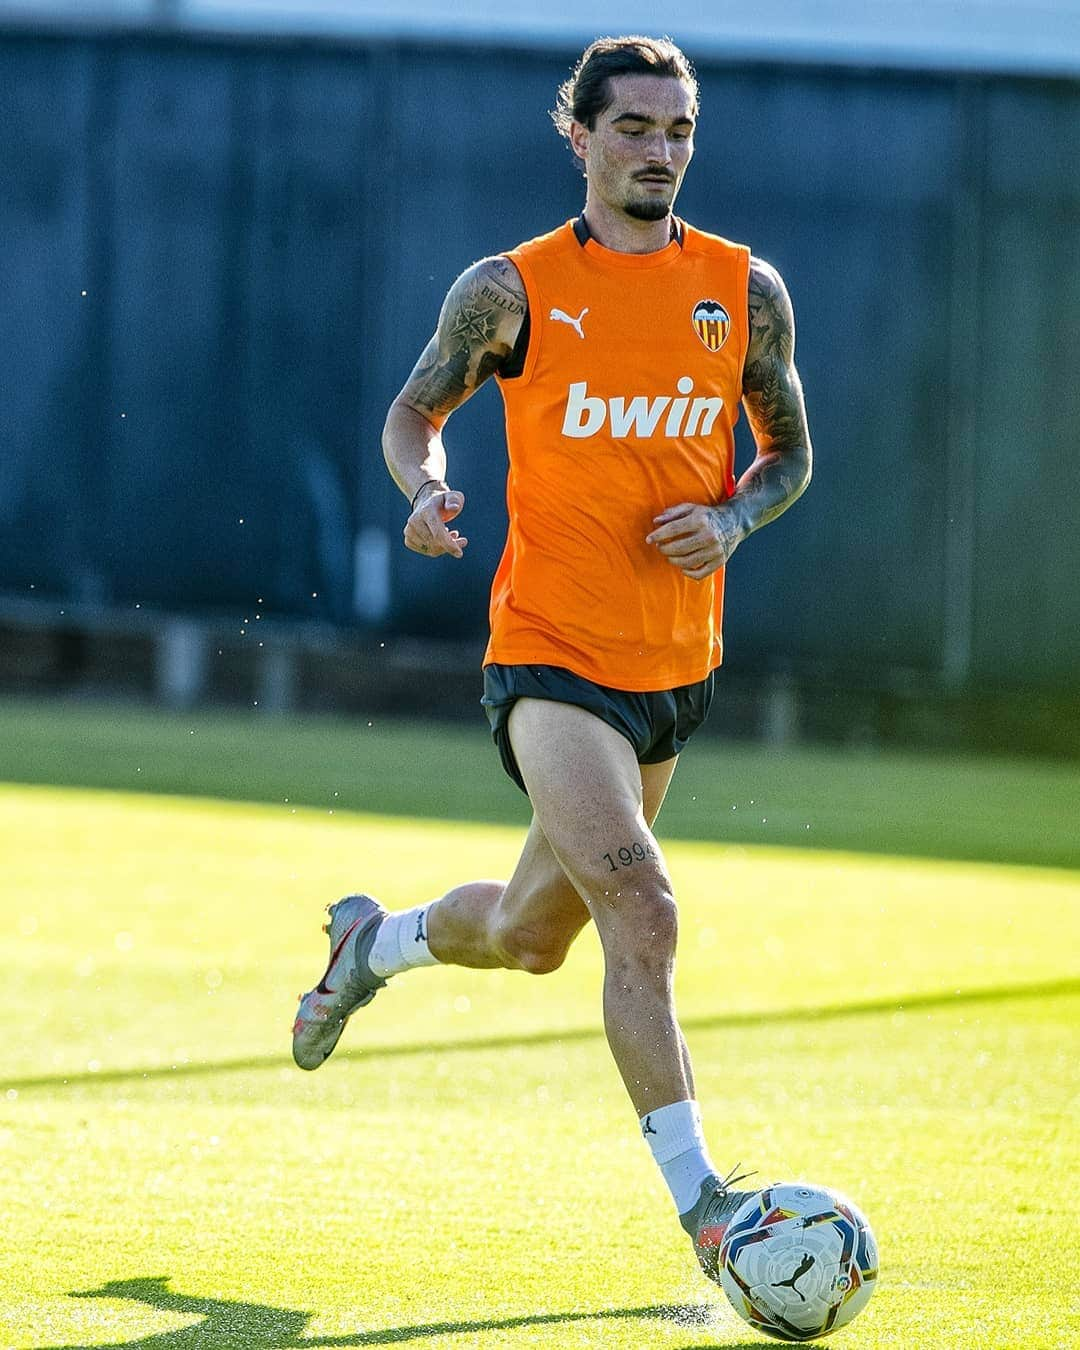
[298,709,690,1100]
[506,699,692,1117]
[425,754,678,978]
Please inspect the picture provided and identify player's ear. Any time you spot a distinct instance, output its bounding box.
[568,120,589,163]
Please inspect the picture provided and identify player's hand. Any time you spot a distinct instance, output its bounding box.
[403,489,469,559]
[646,501,746,580]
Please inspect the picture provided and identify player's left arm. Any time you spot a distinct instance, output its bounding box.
[647,257,812,579]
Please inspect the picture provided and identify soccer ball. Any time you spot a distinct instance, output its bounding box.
[716,1181,878,1341]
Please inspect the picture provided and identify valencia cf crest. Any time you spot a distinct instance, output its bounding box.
[692,299,731,352]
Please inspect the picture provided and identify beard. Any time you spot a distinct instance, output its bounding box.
[624,197,672,221]
[623,177,677,221]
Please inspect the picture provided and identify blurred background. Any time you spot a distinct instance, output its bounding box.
[2,0,1079,756]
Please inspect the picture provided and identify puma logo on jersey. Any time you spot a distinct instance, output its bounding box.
[550,306,589,339]
[561,377,724,439]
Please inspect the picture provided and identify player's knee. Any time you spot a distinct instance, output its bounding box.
[599,886,679,965]
[635,890,679,957]
[516,942,570,976]
[495,920,572,976]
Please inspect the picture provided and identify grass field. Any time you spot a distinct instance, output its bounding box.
[1,700,1078,1348]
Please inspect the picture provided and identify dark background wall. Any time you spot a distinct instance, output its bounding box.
[1,29,1078,699]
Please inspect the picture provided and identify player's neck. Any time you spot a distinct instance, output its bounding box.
[579,199,676,255]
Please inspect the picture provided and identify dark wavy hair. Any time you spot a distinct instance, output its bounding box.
[551,35,699,140]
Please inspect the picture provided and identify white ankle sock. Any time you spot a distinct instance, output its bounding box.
[366,903,442,979]
[640,1099,717,1216]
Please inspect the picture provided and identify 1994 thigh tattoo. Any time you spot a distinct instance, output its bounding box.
[601,840,658,872]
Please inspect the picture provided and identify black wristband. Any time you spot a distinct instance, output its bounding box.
[410,479,446,511]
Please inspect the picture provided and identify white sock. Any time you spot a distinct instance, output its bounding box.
[640,1099,717,1216]
[366,903,442,979]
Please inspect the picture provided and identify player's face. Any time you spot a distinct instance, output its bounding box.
[573,74,696,222]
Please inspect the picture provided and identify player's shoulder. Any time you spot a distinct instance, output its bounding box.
[438,252,528,334]
[454,252,527,300]
[453,221,577,320]
[747,255,794,311]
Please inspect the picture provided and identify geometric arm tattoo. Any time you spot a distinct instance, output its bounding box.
[398,254,528,424]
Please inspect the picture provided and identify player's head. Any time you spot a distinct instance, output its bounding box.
[552,36,698,221]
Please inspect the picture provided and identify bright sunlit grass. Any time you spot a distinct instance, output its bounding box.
[1,775,1077,1348]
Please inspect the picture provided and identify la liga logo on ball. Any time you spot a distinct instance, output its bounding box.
[716,1182,879,1341]
[691,298,731,351]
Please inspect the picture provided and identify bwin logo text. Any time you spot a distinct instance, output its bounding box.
[561,377,724,440]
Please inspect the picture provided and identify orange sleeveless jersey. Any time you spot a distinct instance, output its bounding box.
[484,219,751,691]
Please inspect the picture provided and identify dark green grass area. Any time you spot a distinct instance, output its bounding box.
[2,696,1079,868]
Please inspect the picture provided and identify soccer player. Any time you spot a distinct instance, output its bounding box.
[293,35,813,1287]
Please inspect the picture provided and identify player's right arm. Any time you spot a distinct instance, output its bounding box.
[383,256,527,559]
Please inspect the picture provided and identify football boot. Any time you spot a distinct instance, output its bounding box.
[681,1166,757,1283]
[291,894,387,1070]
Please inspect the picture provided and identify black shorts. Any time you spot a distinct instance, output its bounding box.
[481,662,716,795]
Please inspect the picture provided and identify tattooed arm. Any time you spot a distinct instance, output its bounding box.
[735,257,813,529]
[647,257,812,579]
[383,255,527,558]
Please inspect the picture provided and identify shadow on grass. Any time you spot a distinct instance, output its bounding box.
[5,974,1077,1095]
[42,1275,756,1348]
